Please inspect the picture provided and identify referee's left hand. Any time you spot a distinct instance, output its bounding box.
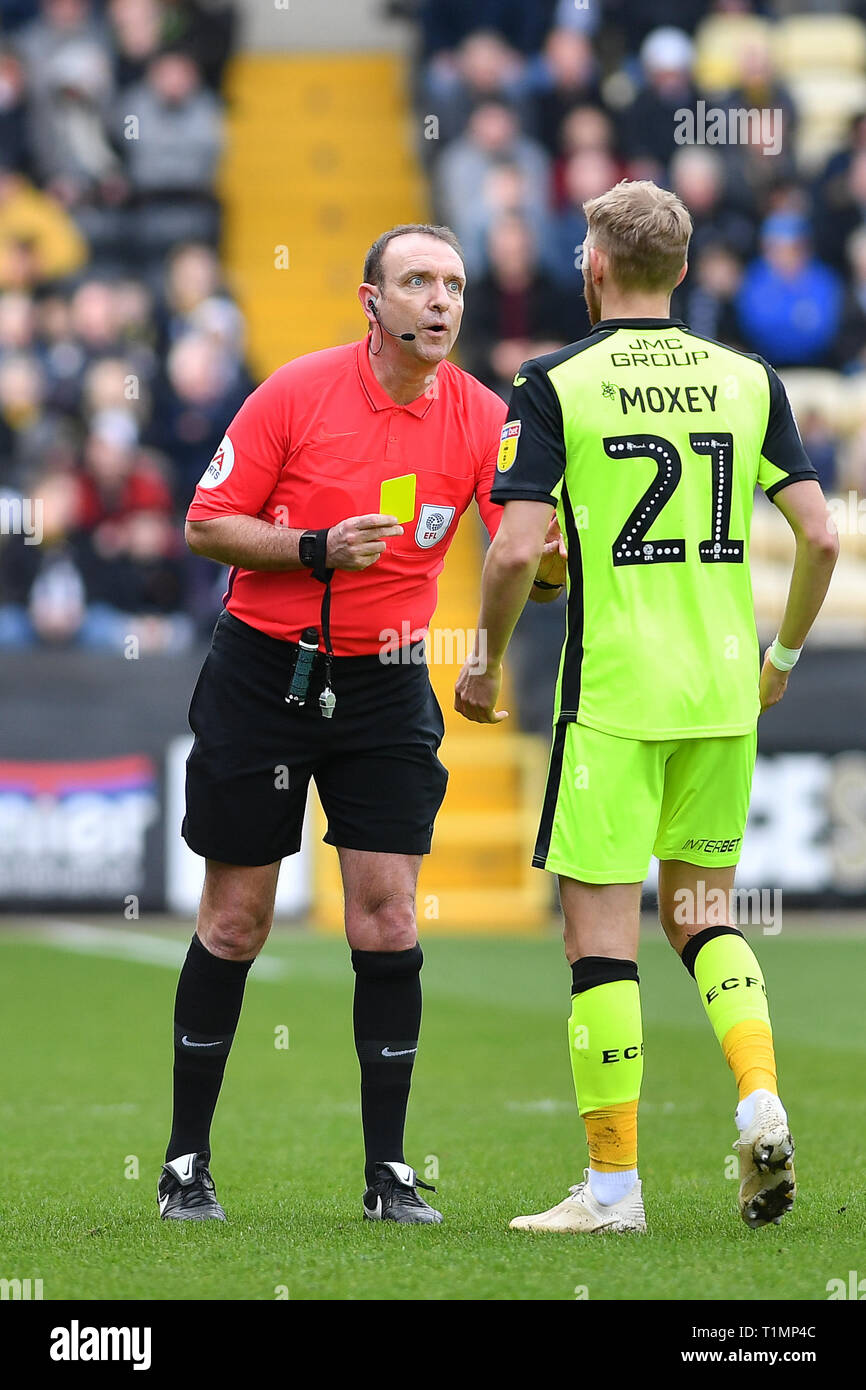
[454,659,509,723]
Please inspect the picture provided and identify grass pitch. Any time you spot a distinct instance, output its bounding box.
[0,923,863,1301]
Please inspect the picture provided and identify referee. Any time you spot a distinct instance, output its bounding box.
[158,224,555,1224]
[456,181,837,1234]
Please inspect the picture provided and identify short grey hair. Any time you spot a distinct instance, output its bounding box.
[363,224,465,289]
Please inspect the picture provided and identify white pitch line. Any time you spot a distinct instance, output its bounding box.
[25,921,287,981]
[505,1099,573,1115]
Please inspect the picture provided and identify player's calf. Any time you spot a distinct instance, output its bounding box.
[679,924,796,1228]
[511,953,646,1234]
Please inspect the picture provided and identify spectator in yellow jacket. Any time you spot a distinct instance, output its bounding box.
[0,166,87,289]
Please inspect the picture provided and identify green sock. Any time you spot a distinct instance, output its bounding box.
[569,959,643,1171]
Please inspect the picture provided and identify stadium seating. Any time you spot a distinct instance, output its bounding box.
[693,16,775,94]
[774,14,866,78]
[218,54,426,376]
[785,72,866,172]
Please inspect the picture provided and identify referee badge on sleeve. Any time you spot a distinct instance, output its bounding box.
[497,420,521,472]
[198,434,235,489]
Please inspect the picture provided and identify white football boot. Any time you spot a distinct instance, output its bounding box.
[734,1089,796,1228]
[509,1170,646,1233]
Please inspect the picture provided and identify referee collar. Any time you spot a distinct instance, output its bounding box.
[588,317,687,332]
[356,337,437,418]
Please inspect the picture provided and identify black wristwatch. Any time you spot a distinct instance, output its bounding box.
[298,530,318,568]
[299,527,333,584]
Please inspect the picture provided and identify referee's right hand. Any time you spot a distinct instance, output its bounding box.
[326,515,403,570]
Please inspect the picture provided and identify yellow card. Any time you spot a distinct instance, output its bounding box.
[379,473,416,523]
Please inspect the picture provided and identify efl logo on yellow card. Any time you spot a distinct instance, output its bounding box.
[497,420,521,472]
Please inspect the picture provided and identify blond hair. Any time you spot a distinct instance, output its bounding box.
[583,180,692,292]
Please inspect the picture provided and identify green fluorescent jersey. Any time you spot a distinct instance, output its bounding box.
[490,317,818,740]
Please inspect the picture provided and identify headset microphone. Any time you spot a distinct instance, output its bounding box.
[367,299,416,342]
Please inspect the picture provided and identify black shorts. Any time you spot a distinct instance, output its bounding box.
[182,611,449,864]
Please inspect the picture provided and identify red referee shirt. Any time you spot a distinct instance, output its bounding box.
[186,337,507,655]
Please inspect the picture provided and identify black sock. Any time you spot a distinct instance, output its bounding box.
[165,934,254,1163]
[351,945,423,1187]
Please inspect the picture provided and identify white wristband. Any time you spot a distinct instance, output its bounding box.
[768,635,802,672]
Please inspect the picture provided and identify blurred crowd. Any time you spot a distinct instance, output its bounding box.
[0,0,246,651]
[415,0,866,497]
[406,0,866,726]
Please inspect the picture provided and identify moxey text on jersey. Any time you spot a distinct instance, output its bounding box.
[617,384,718,414]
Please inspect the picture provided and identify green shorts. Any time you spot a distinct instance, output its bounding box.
[533,722,758,884]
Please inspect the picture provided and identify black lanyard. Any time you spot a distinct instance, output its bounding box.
[311,529,336,717]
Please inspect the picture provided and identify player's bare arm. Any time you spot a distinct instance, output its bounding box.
[759,479,839,711]
[454,500,553,722]
[184,513,403,572]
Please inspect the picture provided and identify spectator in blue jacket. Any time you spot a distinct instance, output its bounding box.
[736,213,844,368]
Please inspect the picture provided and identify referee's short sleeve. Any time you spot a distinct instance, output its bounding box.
[489,359,567,507]
[756,360,819,500]
[186,366,290,522]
